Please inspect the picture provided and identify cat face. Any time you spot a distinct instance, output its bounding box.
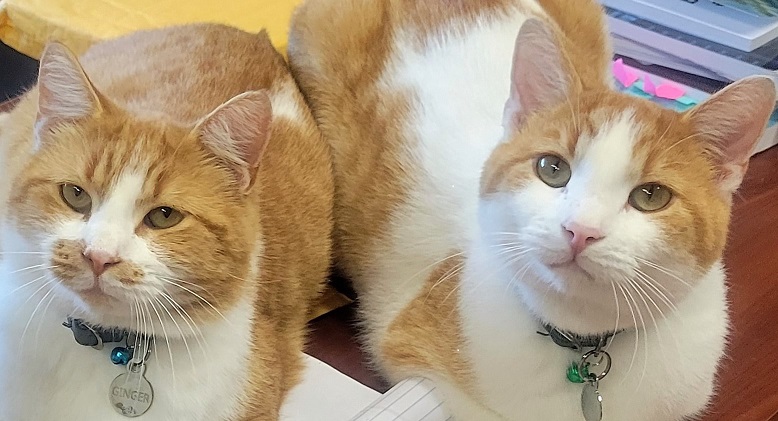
[477,20,775,332]
[481,96,726,301]
[3,43,272,328]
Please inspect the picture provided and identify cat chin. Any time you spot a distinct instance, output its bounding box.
[535,257,627,288]
[51,283,135,326]
[467,248,633,334]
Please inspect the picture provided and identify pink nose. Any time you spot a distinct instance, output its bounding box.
[564,222,604,256]
[83,250,121,276]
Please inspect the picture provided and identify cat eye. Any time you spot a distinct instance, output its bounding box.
[60,184,92,214]
[144,207,184,229]
[629,183,673,212]
[536,155,571,188]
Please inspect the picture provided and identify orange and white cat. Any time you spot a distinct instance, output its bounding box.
[289,0,776,419]
[0,24,333,420]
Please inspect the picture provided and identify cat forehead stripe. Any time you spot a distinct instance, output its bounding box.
[579,110,640,187]
[93,170,146,224]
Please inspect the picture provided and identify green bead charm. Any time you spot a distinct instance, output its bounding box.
[566,362,590,383]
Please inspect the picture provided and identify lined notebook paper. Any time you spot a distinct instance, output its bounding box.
[350,377,452,421]
[281,354,452,421]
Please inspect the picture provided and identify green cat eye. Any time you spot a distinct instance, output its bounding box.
[60,184,92,214]
[144,207,184,229]
[629,183,673,212]
[536,154,572,188]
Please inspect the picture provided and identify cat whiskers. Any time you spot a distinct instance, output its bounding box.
[633,269,684,355]
[156,275,232,326]
[33,280,62,346]
[469,245,534,298]
[605,281,620,353]
[140,297,160,368]
[633,269,678,314]
[661,130,714,158]
[635,258,692,290]
[424,259,465,303]
[133,296,143,352]
[442,245,534,319]
[653,119,675,156]
[400,251,465,291]
[500,245,535,295]
[19,276,60,351]
[2,270,58,299]
[615,282,640,385]
[504,260,533,297]
[624,278,657,392]
[157,290,210,370]
[145,291,177,388]
[9,263,53,275]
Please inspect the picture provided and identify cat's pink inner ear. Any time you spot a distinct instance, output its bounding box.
[196,90,272,193]
[36,42,102,134]
[503,19,571,132]
[686,76,776,194]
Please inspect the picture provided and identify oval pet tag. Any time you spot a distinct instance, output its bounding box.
[581,382,603,421]
[109,363,153,417]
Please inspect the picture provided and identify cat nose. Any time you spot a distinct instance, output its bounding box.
[563,222,604,256]
[83,250,121,276]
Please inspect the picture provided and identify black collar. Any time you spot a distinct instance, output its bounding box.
[539,323,618,351]
[62,317,129,350]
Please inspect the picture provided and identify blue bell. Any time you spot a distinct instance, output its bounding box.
[110,347,132,365]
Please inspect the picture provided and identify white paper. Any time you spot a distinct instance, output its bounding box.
[350,377,452,421]
[281,355,452,421]
[280,354,381,421]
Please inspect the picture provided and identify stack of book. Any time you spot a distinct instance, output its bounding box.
[600,0,778,154]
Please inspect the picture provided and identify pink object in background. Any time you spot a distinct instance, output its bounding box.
[612,58,639,87]
[642,75,656,95]
[655,83,686,100]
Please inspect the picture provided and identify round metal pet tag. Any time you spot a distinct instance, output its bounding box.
[109,363,153,417]
[581,382,603,421]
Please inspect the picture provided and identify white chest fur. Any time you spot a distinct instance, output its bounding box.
[0,257,254,421]
[354,6,531,346]
[447,249,729,421]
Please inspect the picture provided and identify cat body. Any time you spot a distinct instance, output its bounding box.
[289,0,775,419]
[0,24,333,420]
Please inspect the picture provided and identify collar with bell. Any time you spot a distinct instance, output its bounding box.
[62,317,146,366]
[538,324,620,421]
[63,317,156,417]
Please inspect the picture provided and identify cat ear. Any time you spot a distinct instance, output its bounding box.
[194,90,272,193]
[503,19,573,133]
[35,42,103,138]
[685,76,776,194]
